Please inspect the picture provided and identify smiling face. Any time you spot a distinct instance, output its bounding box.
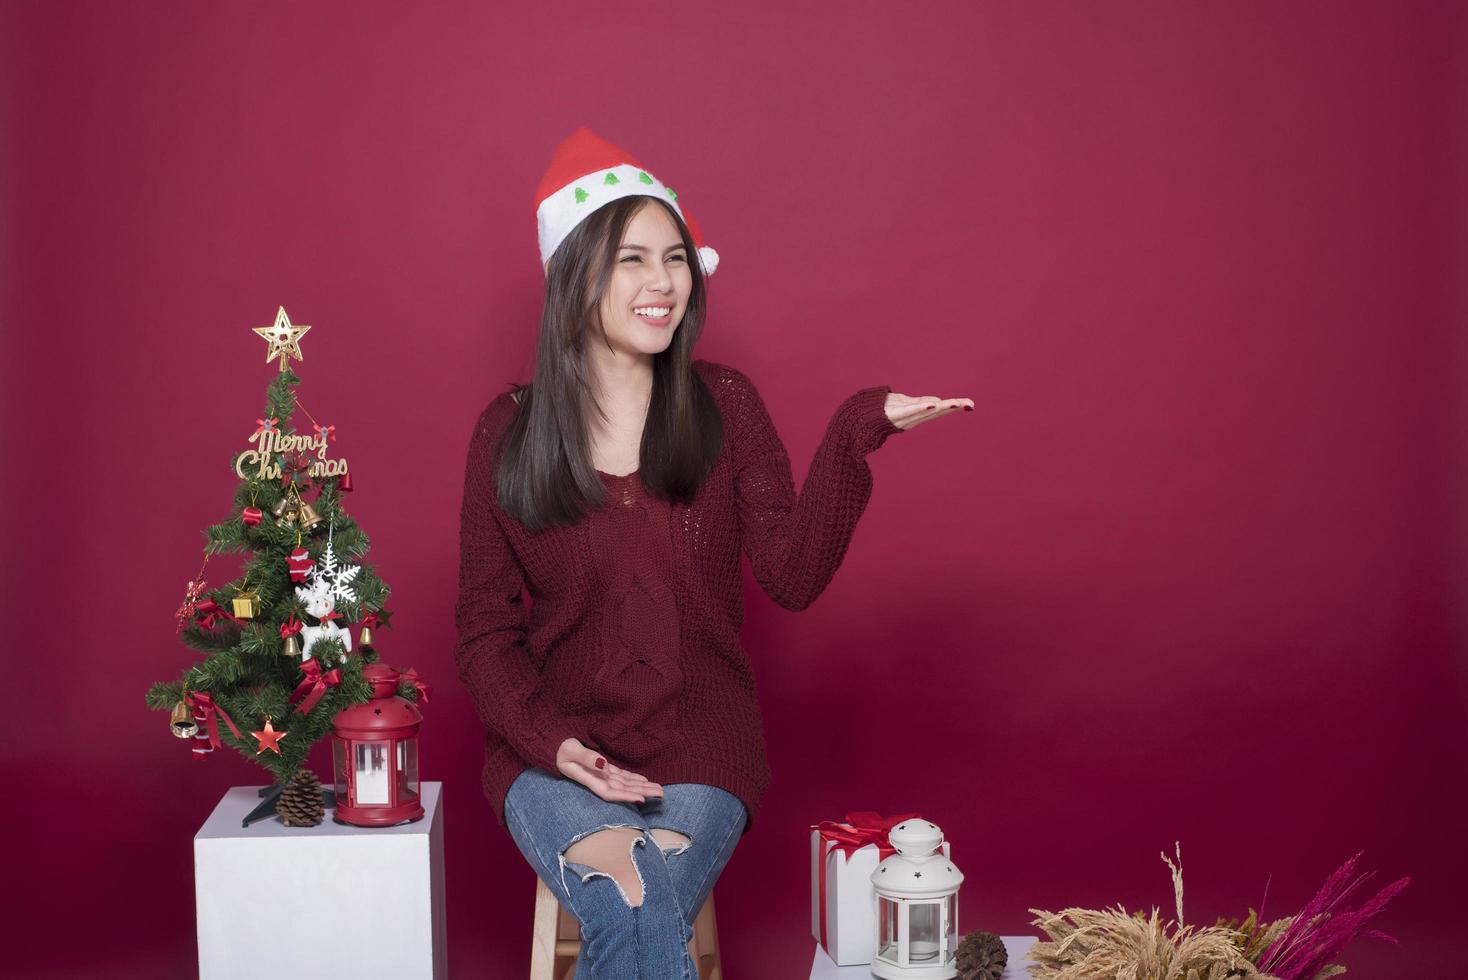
[593,199,693,359]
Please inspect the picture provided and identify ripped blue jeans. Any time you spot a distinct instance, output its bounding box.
[504,767,747,980]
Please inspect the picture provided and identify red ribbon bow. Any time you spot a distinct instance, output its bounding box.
[399,667,431,706]
[253,417,278,439]
[358,608,391,631]
[288,659,343,715]
[280,614,302,639]
[195,598,243,630]
[314,423,336,443]
[187,691,242,754]
[811,811,922,951]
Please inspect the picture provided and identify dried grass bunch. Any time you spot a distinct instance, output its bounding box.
[1028,844,1269,980]
[1026,843,1409,980]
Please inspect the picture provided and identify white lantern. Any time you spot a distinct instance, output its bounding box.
[869,819,964,979]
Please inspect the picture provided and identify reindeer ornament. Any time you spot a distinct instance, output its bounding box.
[293,528,361,664]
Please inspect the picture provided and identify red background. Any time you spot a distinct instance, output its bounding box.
[5,1,1464,977]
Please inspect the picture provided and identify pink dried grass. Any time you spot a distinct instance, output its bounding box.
[1252,851,1411,980]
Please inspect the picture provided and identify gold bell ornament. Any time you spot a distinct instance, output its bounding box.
[170,699,200,738]
[273,493,299,524]
[295,500,324,532]
[282,633,302,658]
[274,482,305,525]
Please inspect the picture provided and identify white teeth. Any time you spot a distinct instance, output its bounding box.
[634,307,671,317]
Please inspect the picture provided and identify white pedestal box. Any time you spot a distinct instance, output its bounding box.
[809,936,1037,979]
[194,782,446,980]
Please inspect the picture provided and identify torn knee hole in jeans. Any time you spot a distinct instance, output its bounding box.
[558,825,648,908]
[649,828,693,857]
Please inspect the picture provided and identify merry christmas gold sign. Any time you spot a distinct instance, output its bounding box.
[234,427,349,481]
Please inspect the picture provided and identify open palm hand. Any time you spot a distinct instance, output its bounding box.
[884,393,974,431]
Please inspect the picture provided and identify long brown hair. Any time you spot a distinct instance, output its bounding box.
[494,195,723,532]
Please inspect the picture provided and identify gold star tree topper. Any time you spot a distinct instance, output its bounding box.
[253,306,311,373]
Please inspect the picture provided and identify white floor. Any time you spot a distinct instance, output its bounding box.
[809,936,1037,979]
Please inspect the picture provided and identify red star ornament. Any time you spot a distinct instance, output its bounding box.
[252,717,289,755]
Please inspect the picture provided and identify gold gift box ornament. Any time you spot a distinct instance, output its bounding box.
[232,586,262,619]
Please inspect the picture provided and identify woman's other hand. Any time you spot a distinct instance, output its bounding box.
[556,737,665,804]
[884,393,974,431]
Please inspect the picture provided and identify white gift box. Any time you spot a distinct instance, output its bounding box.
[810,820,952,966]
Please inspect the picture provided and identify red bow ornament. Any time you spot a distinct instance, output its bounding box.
[357,608,392,632]
[194,598,243,630]
[288,659,343,715]
[399,668,431,706]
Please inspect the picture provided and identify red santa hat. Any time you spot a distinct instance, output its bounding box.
[535,127,719,278]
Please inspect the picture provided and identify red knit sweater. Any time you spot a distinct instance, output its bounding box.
[454,359,902,833]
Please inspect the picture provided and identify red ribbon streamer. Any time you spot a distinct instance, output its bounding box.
[811,811,921,952]
[187,691,242,753]
[288,659,343,716]
[400,667,431,706]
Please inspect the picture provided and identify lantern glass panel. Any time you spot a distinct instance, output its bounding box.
[397,739,420,802]
[909,901,941,962]
[876,896,899,962]
[333,739,348,801]
[354,741,391,804]
[946,893,958,960]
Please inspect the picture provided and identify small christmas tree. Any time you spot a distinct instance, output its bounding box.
[145,307,404,788]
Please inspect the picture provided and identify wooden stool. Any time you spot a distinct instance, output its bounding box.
[530,877,723,979]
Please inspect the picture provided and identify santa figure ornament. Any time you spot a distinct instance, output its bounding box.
[535,127,720,279]
[287,546,314,584]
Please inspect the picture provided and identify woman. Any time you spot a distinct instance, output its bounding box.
[454,128,972,978]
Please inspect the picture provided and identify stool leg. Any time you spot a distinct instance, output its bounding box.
[691,894,722,980]
[530,879,559,980]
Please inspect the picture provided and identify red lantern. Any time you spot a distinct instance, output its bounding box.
[331,663,424,827]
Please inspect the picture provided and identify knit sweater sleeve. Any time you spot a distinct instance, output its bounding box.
[726,365,903,611]
[452,403,576,773]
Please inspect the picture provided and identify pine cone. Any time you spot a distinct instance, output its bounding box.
[277,768,325,827]
[956,931,1007,980]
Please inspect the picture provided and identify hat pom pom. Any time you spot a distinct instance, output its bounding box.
[697,245,720,277]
